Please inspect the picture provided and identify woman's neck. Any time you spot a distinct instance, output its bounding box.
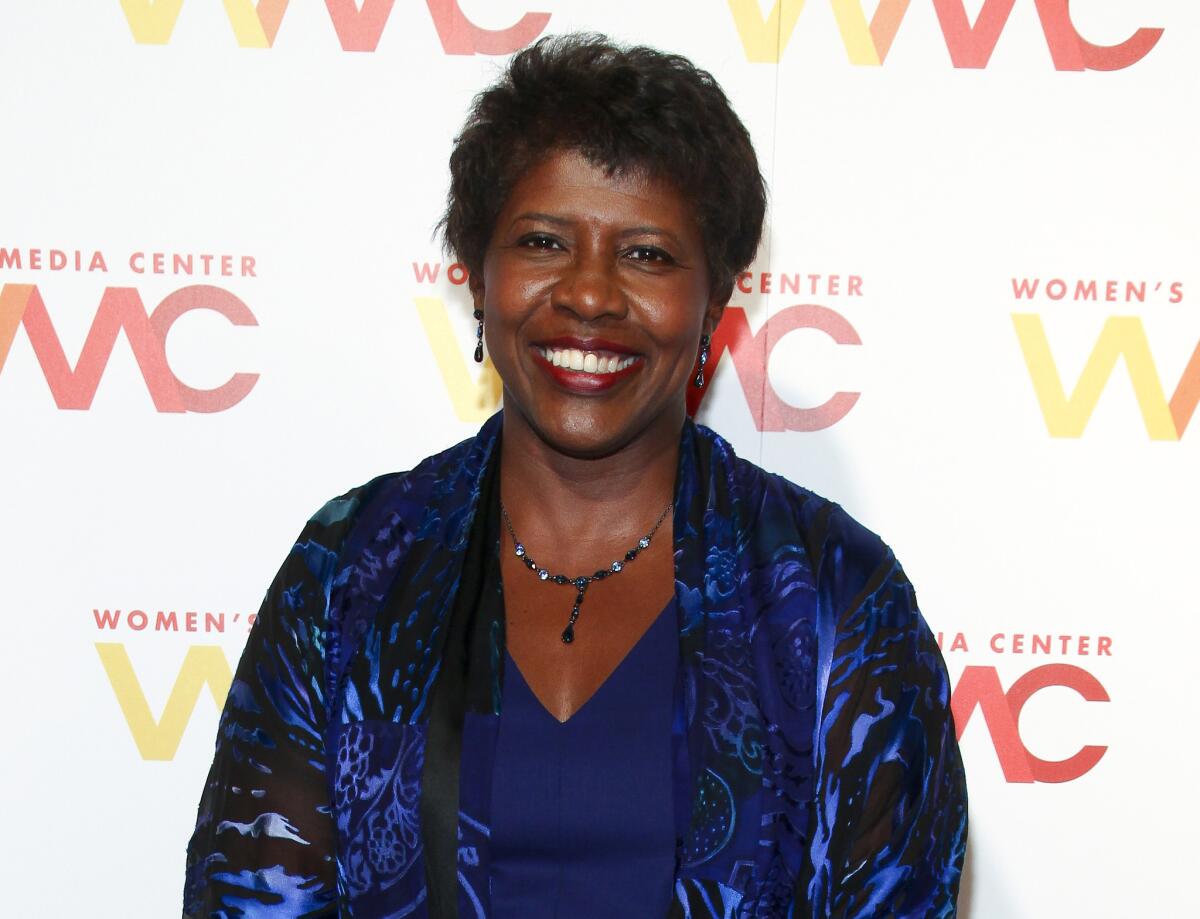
[497,407,681,566]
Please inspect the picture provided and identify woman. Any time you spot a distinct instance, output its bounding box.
[185,34,966,918]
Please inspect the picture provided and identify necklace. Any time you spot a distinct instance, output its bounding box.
[500,501,673,644]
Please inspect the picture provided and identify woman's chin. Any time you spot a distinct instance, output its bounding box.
[508,398,676,461]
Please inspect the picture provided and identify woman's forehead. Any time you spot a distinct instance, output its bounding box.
[498,149,699,237]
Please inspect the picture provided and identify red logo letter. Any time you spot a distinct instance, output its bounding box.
[150,285,260,413]
[425,0,550,55]
[1034,0,1163,72]
[324,0,396,53]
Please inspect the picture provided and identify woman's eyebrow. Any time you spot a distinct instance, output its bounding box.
[618,225,682,246]
[511,211,572,227]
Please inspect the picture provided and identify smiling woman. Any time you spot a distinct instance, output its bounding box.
[184,33,967,919]
[478,149,717,455]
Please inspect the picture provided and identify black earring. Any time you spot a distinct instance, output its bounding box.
[694,334,710,388]
[473,309,484,363]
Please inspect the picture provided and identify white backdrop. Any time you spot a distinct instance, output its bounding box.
[1,2,1196,916]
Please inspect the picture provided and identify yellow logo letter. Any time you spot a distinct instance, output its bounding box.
[1012,314,1178,440]
[726,0,910,64]
[727,0,807,63]
[119,0,185,44]
[96,643,232,761]
[120,0,288,47]
[414,297,502,423]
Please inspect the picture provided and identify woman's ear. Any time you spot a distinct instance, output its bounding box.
[468,269,485,312]
[703,295,727,339]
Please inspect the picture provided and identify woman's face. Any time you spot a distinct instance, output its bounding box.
[472,148,723,459]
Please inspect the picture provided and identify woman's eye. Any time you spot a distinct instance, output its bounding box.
[519,234,562,250]
[626,246,673,265]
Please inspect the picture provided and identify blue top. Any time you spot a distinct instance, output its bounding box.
[489,599,678,917]
[185,412,967,918]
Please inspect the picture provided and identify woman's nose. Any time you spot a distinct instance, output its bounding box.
[550,254,627,321]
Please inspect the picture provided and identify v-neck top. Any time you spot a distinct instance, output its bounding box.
[488,598,679,918]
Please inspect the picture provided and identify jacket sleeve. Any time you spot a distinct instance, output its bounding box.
[183,494,360,918]
[803,529,967,918]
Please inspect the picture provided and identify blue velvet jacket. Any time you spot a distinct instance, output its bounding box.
[185,412,967,918]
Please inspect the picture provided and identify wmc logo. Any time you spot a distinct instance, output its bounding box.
[119,0,550,53]
[727,0,1162,69]
[0,284,259,412]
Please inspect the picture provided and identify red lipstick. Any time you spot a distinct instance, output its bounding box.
[529,340,644,394]
[537,336,640,355]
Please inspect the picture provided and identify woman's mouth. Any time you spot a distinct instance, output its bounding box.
[538,346,638,374]
[530,343,643,393]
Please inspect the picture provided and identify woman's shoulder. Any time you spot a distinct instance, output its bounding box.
[698,427,930,692]
[695,422,901,608]
[300,427,492,571]
[308,431,485,536]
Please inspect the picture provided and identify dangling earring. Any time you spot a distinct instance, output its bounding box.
[694,334,710,388]
[473,309,484,363]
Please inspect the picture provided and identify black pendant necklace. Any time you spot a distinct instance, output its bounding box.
[500,501,673,644]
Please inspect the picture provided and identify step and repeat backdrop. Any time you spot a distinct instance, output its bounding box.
[1,2,1195,916]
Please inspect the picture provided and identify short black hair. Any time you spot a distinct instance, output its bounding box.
[440,33,766,303]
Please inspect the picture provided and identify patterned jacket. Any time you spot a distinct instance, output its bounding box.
[184,411,967,917]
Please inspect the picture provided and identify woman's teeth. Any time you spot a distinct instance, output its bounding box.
[540,347,637,374]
